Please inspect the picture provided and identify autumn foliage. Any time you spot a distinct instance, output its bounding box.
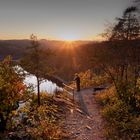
[0,56,28,132]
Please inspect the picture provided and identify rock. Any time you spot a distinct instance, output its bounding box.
[85,125,92,130]
[75,132,80,135]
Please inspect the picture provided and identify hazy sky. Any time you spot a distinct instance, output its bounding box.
[0,0,133,40]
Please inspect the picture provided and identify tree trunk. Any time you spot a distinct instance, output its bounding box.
[134,67,138,94]
[0,113,7,132]
[37,77,40,106]
[120,65,125,82]
[125,65,128,83]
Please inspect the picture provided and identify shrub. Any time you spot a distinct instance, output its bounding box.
[96,87,140,140]
[0,56,30,132]
[95,86,116,106]
[4,94,66,140]
[71,70,110,89]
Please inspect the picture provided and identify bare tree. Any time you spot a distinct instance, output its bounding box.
[21,34,53,106]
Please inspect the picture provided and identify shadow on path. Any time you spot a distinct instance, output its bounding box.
[77,91,90,116]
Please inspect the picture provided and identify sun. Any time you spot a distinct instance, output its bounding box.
[59,34,80,41]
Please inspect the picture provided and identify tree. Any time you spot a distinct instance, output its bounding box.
[0,56,28,132]
[93,7,140,111]
[20,34,53,106]
[110,6,140,41]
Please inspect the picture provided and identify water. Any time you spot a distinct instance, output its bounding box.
[15,65,63,94]
[24,74,62,94]
[13,66,63,120]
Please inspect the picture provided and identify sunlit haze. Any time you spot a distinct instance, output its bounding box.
[0,0,132,41]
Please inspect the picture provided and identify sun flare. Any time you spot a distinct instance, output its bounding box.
[59,34,80,41]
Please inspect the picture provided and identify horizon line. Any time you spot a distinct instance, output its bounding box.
[0,38,99,42]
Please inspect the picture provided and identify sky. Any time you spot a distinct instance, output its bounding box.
[0,0,133,40]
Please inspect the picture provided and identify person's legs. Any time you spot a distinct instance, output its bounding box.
[77,83,80,91]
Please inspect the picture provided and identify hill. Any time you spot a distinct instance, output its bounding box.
[0,39,92,60]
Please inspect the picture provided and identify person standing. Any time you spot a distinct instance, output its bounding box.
[74,74,80,92]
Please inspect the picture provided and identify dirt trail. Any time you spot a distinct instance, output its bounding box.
[64,88,106,140]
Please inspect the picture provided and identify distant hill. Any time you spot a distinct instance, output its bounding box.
[0,40,30,60]
[0,39,92,60]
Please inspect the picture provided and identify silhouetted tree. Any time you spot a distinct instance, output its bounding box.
[110,6,140,41]
[92,6,140,111]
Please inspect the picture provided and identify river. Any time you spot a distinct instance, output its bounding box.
[15,66,63,94]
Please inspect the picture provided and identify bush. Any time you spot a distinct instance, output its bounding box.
[21,94,65,139]
[95,87,116,106]
[96,87,140,140]
[71,70,110,89]
[1,93,66,140]
[0,56,30,132]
